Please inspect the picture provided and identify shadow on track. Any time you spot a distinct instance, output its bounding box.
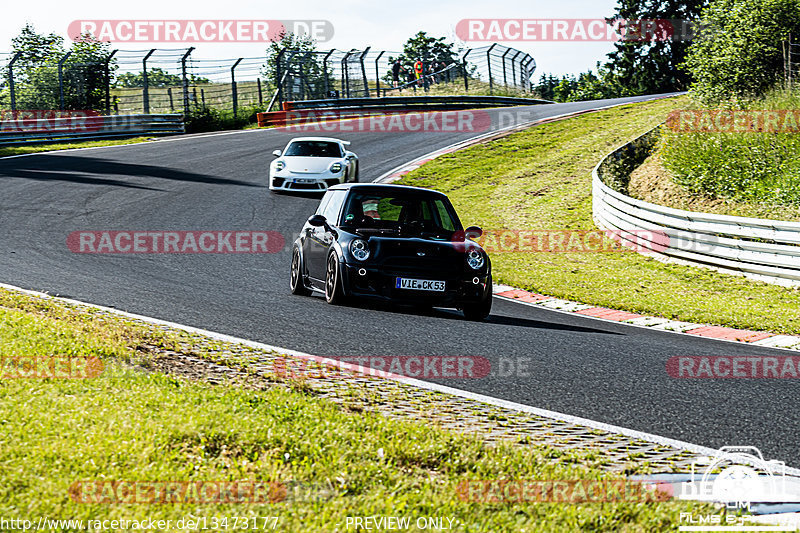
[0,154,262,189]
[301,293,622,336]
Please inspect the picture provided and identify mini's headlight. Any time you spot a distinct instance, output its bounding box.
[275,160,286,171]
[330,162,343,173]
[466,249,485,270]
[350,239,370,261]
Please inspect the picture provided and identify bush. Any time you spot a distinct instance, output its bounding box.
[684,0,800,103]
[183,104,267,134]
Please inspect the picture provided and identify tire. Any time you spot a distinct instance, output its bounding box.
[325,251,347,305]
[462,276,492,321]
[351,162,359,183]
[290,247,311,296]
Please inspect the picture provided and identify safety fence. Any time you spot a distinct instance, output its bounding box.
[593,126,800,286]
[0,44,536,117]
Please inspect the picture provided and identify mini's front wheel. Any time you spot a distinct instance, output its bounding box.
[325,252,347,305]
[290,247,311,296]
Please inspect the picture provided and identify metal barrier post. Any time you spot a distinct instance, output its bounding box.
[359,47,370,97]
[58,52,72,110]
[231,57,243,118]
[462,49,471,92]
[486,43,497,94]
[323,49,334,96]
[167,88,174,111]
[105,50,118,115]
[181,47,194,115]
[8,52,21,112]
[374,50,385,97]
[510,51,521,89]
[257,78,263,106]
[276,48,285,110]
[501,48,510,88]
[342,51,352,98]
[141,49,156,114]
[523,56,535,91]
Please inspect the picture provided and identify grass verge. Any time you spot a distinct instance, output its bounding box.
[659,90,800,209]
[396,96,800,335]
[0,288,708,531]
[0,137,155,158]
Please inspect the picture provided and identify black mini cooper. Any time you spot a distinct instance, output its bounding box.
[290,183,492,320]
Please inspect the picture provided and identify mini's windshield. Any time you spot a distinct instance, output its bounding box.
[340,191,462,238]
[284,141,343,158]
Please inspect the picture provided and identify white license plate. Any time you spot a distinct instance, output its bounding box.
[293,178,316,184]
[395,278,445,292]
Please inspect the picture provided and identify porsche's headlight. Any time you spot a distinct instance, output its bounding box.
[330,162,343,173]
[275,160,286,171]
[466,249,485,270]
[350,239,370,261]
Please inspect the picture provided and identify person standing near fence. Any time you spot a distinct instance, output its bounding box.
[392,59,403,88]
[414,59,423,87]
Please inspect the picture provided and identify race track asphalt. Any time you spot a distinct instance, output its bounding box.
[2,94,796,463]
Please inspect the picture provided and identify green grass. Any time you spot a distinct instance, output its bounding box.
[659,90,800,207]
[0,137,154,158]
[396,96,800,335]
[0,289,708,532]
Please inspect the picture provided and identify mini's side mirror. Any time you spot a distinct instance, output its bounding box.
[465,226,483,239]
[308,214,326,227]
[272,149,282,157]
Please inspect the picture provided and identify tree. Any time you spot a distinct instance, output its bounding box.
[3,25,116,110]
[603,0,708,96]
[683,0,800,102]
[263,32,328,99]
[114,68,209,88]
[398,32,458,65]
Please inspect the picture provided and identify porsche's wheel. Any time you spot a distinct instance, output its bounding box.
[351,162,359,183]
[325,252,347,305]
[462,276,492,321]
[290,247,311,296]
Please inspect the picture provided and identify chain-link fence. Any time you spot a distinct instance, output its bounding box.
[275,44,536,107]
[0,43,536,116]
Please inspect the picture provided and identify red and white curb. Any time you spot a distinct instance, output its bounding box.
[493,283,800,352]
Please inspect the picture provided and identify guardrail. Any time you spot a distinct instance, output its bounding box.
[593,126,800,286]
[258,96,553,127]
[284,96,553,110]
[0,114,184,146]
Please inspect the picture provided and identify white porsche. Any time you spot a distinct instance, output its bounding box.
[269,137,359,192]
